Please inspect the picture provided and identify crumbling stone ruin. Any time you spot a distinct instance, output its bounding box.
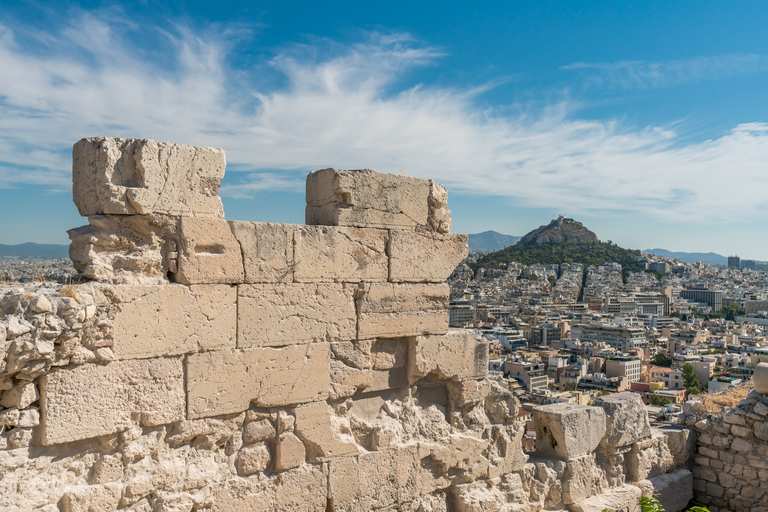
[679,370,768,512]
[0,137,695,511]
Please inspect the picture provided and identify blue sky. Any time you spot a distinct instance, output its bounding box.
[2,1,768,258]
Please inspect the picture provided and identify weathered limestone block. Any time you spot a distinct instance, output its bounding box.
[275,432,306,470]
[561,454,607,504]
[658,426,696,470]
[213,464,327,512]
[174,217,244,284]
[424,180,452,234]
[294,225,388,282]
[236,443,272,475]
[388,231,468,282]
[73,137,225,218]
[229,221,294,283]
[0,380,38,409]
[533,403,606,460]
[627,429,672,482]
[372,338,409,370]
[109,284,236,359]
[330,359,374,399]
[243,419,276,444]
[293,401,358,462]
[238,283,356,348]
[68,214,174,284]
[593,392,651,450]
[636,469,693,512]
[408,330,488,383]
[452,480,506,512]
[40,357,184,444]
[62,483,122,512]
[357,283,449,339]
[420,434,492,484]
[753,362,768,394]
[186,343,329,418]
[306,168,430,229]
[568,484,642,512]
[327,445,421,511]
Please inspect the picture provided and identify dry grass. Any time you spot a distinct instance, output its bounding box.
[61,276,79,301]
[695,382,752,415]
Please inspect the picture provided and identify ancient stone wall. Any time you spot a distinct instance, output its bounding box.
[680,386,768,512]
[0,138,693,512]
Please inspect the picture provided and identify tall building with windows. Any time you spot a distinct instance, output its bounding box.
[680,288,723,312]
[728,255,740,269]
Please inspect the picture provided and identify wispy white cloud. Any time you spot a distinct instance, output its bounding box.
[2,12,768,226]
[562,54,768,89]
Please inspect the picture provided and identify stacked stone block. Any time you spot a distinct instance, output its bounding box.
[0,138,697,511]
[681,387,768,512]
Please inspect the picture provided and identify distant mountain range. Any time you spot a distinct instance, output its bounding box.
[468,231,520,252]
[644,249,727,265]
[644,248,765,265]
[0,243,69,260]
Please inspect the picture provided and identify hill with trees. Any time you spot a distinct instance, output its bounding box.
[472,217,646,276]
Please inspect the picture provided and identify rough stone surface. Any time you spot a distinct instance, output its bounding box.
[186,344,330,418]
[593,392,651,450]
[109,284,236,359]
[293,401,358,462]
[569,484,641,512]
[306,168,430,230]
[68,214,174,284]
[408,330,488,383]
[174,217,244,284]
[275,432,306,470]
[238,283,356,348]
[388,231,468,282]
[356,283,449,338]
[638,469,693,512]
[229,221,294,283]
[294,225,389,282]
[73,137,225,218]
[754,362,768,394]
[40,357,184,444]
[533,403,607,460]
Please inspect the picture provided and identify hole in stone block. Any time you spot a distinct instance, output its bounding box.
[194,244,225,255]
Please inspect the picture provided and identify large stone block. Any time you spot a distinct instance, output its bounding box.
[640,469,693,512]
[568,484,642,512]
[294,226,389,282]
[186,343,329,418]
[68,214,175,284]
[408,330,488,383]
[327,445,421,510]
[238,283,356,348]
[292,401,358,462]
[306,168,430,229]
[356,283,449,339]
[626,429,672,482]
[657,426,696,470]
[561,454,608,505]
[229,221,294,283]
[73,137,225,218]
[593,392,651,450]
[174,217,244,284]
[533,403,606,460]
[388,231,468,283]
[753,362,768,394]
[40,357,185,444]
[110,284,236,359]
